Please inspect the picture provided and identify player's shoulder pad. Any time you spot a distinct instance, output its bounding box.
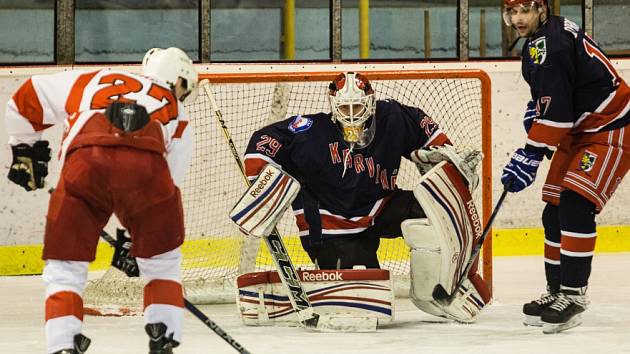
[526,17,573,66]
[375,98,400,110]
[545,16,576,49]
[374,99,403,119]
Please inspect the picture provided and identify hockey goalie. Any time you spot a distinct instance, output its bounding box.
[229,72,490,329]
[230,159,490,329]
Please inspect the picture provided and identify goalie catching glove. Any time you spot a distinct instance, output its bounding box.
[410,144,482,191]
[230,164,301,238]
[7,140,51,191]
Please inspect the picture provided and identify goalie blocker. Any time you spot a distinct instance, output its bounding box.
[237,269,393,331]
[403,161,491,323]
[230,163,300,238]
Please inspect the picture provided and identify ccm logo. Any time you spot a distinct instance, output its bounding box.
[302,271,343,281]
[250,170,275,197]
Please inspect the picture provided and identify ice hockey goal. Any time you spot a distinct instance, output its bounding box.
[83,67,492,315]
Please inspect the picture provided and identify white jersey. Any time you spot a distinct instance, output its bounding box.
[4,68,193,186]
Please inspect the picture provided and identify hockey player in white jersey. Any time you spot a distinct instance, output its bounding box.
[231,72,491,325]
[4,47,197,353]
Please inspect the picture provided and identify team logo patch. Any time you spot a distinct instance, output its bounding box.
[288,115,313,133]
[579,150,597,172]
[529,37,547,65]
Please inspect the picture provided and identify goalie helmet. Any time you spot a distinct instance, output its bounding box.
[142,47,199,103]
[328,72,376,148]
[502,0,549,26]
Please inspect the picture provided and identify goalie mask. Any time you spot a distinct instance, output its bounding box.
[142,47,199,103]
[328,72,376,149]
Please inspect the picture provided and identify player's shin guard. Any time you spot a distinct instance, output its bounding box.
[43,260,89,354]
[558,190,597,289]
[542,203,561,292]
[137,248,184,347]
[522,203,563,327]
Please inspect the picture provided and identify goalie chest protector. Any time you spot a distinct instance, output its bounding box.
[236,269,394,326]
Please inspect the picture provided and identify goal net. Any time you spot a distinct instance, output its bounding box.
[83,67,492,316]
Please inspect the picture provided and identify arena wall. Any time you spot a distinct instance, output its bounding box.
[1,60,629,258]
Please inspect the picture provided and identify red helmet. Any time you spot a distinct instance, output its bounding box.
[504,0,547,7]
[503,0,549,26]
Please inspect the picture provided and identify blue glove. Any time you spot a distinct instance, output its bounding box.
[501,148,544,193]
[523,99,538,133]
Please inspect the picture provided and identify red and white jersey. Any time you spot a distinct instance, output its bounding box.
[4,68,193,186]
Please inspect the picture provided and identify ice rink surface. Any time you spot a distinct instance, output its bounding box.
[1,254,629,354]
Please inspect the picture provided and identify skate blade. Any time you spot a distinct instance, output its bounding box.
[523,315,543,327]
[542,314,582,334]
[312,315,378,332]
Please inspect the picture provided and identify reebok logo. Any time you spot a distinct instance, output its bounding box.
[466,200,482,238]
[302,271,343,282]
[250,170,275,197]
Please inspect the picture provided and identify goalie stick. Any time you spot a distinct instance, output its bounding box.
[47,190,252,354]
[431,187,509,306]
[201,80,320,329]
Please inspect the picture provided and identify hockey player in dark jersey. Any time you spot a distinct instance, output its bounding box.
[236,72,492,323]
[501,0,630,334]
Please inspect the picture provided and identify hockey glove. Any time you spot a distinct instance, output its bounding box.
[501,148,543,193]
[523,99,538,133]
[411,145,482,191]
[111,229,139,277]
[7,140,51,191]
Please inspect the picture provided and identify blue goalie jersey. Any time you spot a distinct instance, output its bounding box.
[243,99,450,244]
[521,15,630,155]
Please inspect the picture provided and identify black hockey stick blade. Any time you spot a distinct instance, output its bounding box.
[303,314,321,328]
[431,188,509,306]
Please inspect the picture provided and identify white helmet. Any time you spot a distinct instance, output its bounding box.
[328,72,376,148]
[142,47,198,103]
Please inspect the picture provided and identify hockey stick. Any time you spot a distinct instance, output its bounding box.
[47,197,252,354]
[201,80,320,329]
[97,229,252,354]
[431,187,509,306]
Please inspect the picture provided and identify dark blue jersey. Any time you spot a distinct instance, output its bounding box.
[521,15,630,155]
[243,99,449,242]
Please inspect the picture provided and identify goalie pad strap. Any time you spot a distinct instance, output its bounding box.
[230,164,300,237]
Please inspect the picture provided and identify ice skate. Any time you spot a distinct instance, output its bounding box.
[541,289,589,334]
[522,287,560,327]
[146,322,179,354]
[51,334,91,354]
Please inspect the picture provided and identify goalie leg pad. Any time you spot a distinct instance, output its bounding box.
[403,219,490,322]
[402,161,489,322]
[230,164,300,238]
[236,269,393,331]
